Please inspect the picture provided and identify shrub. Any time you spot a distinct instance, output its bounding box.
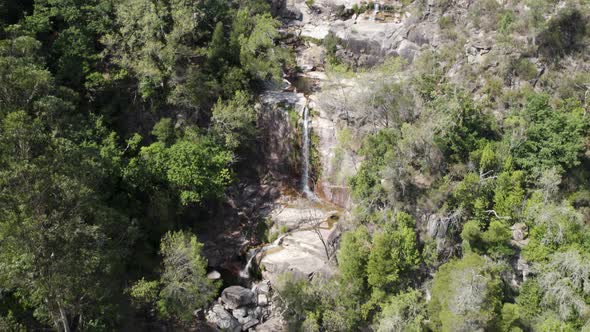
[513,58,538,81]
[538,8,588,61]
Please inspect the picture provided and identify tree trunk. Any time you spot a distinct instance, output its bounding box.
[59,306,71,332]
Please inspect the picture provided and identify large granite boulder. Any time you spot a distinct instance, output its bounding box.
[221,286,256,309]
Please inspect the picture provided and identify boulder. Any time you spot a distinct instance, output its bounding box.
[253,280,271,295]
[257,294,269,307]
[242,317,260,331]
[206,270,221,280]
[511,223,528,242]
[206,304,241,332]
[221,286,256,309]
[232,307,248,319]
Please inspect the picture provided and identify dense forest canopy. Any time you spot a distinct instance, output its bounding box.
[0,0,289,330]
[1,0,590,331]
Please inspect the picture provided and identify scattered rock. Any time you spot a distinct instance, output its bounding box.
[206,270,221,280]
[511,223,528,242]
[206,304,241,332]
[242,317,260,331]
[221,286,256,309]
[517,256,532,281]
[257,294,269,307]
[232,307,248,319]
[253,280,271,295]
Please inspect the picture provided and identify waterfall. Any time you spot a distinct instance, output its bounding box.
[370,3,379,22]
[239,234,287,279]
[301,106,317,200]
[239,248,261,279]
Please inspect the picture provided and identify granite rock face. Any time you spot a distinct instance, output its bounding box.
[220,286,256,310]
[206,304,241,332]
[206,281,281,331]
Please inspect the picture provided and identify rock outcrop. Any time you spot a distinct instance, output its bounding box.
[206,281,283,331]
[220,286,257,310]
[256,197,340,284]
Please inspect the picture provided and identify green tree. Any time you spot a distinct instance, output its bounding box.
[507,94,588,174]
[0,35,53,114]
[0,111,131,331]
[337,226,371,299]
[493,170,525,220]
[429,254,504,331]
[211,90,257,150]
[156,231,219,321]
[376,290,426,332]
[233,11,290,82]
[104,0,206,99]
[138,132,233,205]
[367,215,421,293]
[23,0,114,87]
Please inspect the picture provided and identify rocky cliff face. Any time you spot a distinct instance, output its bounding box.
[202,0,590,329]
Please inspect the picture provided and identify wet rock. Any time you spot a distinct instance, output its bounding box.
[206,304,241,332]
[221,286,256,309]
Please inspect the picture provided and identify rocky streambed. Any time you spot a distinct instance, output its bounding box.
[203,1,401,329]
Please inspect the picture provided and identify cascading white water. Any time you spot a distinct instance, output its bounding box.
[301,106,317,200]
[239,234,287,279]
[370,3,379,22]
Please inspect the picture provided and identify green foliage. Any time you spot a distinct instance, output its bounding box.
[429,254,504,332]
[129,278,160,310]
[482,220,513,258]
[538,8,588,61]
[0,36,54,114]
[350,129,397,213]
[235,12,289,82]
[513,58,538,81]
[493,170,525,220]
[516,279,543,322]
[375,290,426,332]
[151,118,176,146]
[157,231,219,321]
[104,0,207,99]
[498,10,516,34]
[23,0,114,88]
[500,303,521,332]
[138,133,233,205]
[367,213,421,293]
[338,226,371,297]
[211,90,257,150]
[507,94,588,174]
[0,110,132,330]
[522,199,585,262]
[435,93,498,162]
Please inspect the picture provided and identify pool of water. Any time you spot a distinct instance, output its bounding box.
[287,75,315,95]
